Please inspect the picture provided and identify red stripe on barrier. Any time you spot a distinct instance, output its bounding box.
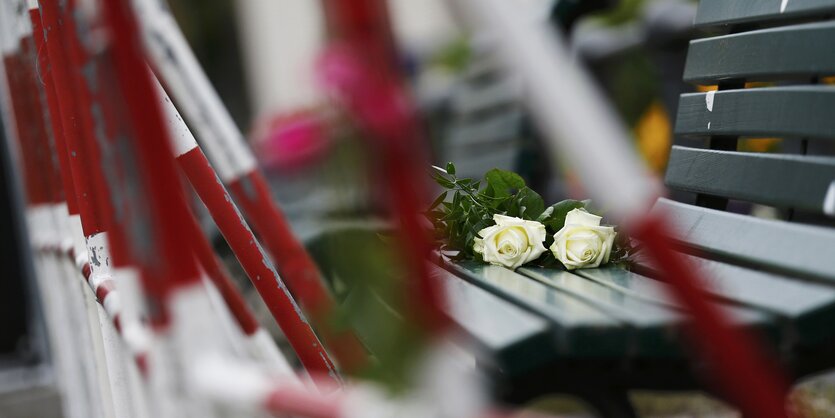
[39,0,100,227]
[318,47,449,333]
[3,53,40,203]
[178,148,339,383]
[263,386,343,418]
[60,0,116,236]
[18,30,56,204]
[228,170,368,371]
[82,262,92,280]
[634,213,790,418]
[31,8,77,211]
[30,10,67,205]
[320,0,448,335]
[188,210,260,336]
[112,313,122,333]
[95,279,116,303]
[99,0,201,308]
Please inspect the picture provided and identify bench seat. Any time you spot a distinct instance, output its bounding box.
[432,197,835,403]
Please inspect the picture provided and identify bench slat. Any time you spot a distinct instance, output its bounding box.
[450,79,520,116]
[448,110,523,147]
[564,268,776,332]
[675,86,835,139]
[683,21,835,84]
[665,146,835,213]
[429,264,556,376]
[632,252,835,347]
[695,0,835,27]
[517,267,688,357]
[443,260,630,357]
[653,198,835,282]
[443,148,520,180]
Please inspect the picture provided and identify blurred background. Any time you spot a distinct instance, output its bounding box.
[166,0,835,416]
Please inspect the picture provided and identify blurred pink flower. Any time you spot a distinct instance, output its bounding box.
[254,111,331,172]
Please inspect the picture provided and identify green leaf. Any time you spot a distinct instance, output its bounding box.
[432,173,454,189]
[429,192,448,211]
[445,162,456,176]
[515,187,545,220]
[483,168,526,199]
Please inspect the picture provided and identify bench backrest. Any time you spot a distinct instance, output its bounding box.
[665,0,835,281]
[441,57,526,180]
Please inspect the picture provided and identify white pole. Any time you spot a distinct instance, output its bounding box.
[234,0,325,116]
[447,0,661,221]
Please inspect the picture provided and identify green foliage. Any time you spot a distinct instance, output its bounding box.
[430,38,472,73]
[427,163,633,268]
[428,165,544,260]
[306,228,429,392]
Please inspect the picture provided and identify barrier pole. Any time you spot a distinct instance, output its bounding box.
[131,0,367,373]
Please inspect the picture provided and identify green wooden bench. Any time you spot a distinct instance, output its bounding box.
[435,1,835,415]
[307,1,835,416]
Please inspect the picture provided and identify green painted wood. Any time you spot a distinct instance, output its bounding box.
[429,264,557,376]
[665,146,835,213]
[443,260,630,357]
[449,111,523,147]
[632,251,835,346]
[567,267,776,335]
[653,198,835,282]
[675,86,835,140]
[683,21,835,84]
[451,79,520,116]
[517,267,685,357]
[695,0,835,27]
[444,147,521,181]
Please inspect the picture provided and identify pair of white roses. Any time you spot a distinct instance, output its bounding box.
[473,209,616,270]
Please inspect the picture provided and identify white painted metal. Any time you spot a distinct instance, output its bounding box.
[246,329,298,381]
[234,0,325,116]
[153,75,198,157]
[132,0,256,182]
[201,275,250,359]
[78,249,116,418]
[27,207,89,418]
[388,0,459,55]
[447,0,661,221]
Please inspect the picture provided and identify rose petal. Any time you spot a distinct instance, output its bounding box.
[565,209,603,227]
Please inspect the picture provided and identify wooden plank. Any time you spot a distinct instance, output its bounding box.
[683,21,835,84]
[556,266,773,329]
[632,251,835,347]
[447,110,523,147]
[653,198,835,282]
[450,78,520,116]
[675,86,835,140]
[695,0,835,27]
[443,260,631,357]
[566,267,777,337]
[665,146,835,213]
[429,265,557,376]
[444,147,520,180]
[517,267,686,357]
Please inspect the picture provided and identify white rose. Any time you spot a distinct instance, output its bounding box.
[474,215,547,270]
[550,209,616,270]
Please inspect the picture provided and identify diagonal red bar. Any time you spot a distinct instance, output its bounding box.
[178,147,341,383]
[634,213,791,418]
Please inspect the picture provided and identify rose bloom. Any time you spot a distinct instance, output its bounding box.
[550,209,616,270]
[474,215,547,270]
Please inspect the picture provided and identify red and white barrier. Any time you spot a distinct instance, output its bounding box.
[132,0,368,373]
[154,78,337,384]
